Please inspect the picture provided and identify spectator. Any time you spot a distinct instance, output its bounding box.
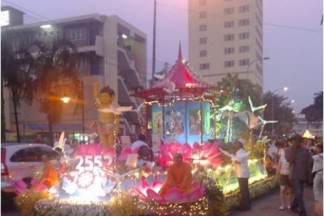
[275,141,294,210]
[219,138,251,211]
[159,153,193,196]
[131,134,153,162]
[285,134,312,216]
[35,133,42,143]
[131,134,149,151]
[311,144,323,203]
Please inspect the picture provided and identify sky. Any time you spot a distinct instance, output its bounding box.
[2,0,323,114]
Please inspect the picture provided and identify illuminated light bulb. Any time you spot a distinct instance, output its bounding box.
[225,164,231,170]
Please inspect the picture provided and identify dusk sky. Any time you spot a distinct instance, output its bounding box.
[2,0,323,113]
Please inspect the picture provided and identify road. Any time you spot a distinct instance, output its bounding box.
[228,186,315,216]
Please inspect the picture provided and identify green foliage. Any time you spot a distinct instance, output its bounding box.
[301,91,323,122]
[196,169,227,216]
[215,74,263,141]
[1,30,36,142]
[262,91,296,135]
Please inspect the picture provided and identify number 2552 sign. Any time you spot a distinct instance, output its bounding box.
[75,155,113,172]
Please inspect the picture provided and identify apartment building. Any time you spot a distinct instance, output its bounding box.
[1,6,147,140]
[188,0,265,87]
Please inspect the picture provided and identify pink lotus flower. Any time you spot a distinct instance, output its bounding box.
[156,141,222,168]
[136,177,205,204]
[13,177,47,194]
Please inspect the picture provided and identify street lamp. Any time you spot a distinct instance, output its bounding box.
[246,57,270,80]
[60,96,70,103]
[271,87,288,134]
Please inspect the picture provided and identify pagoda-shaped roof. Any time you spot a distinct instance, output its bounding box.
[152,44,212,89]
[132,43,219,101]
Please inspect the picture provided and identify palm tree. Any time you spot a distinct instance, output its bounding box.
[1,31,36,142]
[31,39,80,146]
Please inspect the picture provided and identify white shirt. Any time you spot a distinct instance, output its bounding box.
[267,143,278,161]
[312,153,323,173]
[130,140,149,152]
[220,148,250,178]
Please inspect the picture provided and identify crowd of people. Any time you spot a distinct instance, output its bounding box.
[268,135,323,216]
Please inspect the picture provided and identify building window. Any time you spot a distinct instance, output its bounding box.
[200,63,210,70]
[199,37,207,44]
[239,45,250,53]
[224,34,234,41]
[224,60,234,68]
[239,59,250,66]
[200,50,207,57]
[199,11,207,19]
[90,57,100,75]
[199,24,207,31]
[239,5,249,13]
[224,21,234,28]
[239,19,250,26]
[199,0,206,5]
[224,47,234,54]
[66,28,86,40]
[76,58,87,69]
[239,32,249,39]
[224,7,234,15]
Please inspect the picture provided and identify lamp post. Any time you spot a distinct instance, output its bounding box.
[246,57,270,80]
[271,87,288,134]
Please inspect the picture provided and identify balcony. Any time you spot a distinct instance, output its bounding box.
[76,35,104,57]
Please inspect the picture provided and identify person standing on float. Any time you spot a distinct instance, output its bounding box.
[219,138,251,211]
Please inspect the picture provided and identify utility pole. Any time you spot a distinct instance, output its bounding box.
[81,80,85,133]
[151,0,157,82]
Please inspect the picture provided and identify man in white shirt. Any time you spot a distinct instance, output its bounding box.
[220,138,251,211]
[130,134,149,152]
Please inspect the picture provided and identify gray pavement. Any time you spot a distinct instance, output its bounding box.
[228,186,315,216]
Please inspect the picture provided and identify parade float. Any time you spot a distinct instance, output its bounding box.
[14,47,278,216]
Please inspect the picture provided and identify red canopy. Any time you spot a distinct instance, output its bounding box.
[132,43,219,102]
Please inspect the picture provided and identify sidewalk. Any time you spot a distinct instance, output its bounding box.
[228,186,315,216]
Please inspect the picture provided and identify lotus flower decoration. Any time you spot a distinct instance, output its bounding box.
[156,141,222,168]
[13,177,48,194]
[136,177,205,204]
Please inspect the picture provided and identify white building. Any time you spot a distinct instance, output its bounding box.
[293,114,323,137]
[1,6,147,140]
[188,0,265,88]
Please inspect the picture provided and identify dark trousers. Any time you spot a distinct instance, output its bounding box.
[238,177,251,210]
[291,179,306,214]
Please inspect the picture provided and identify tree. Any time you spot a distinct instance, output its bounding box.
[1,31,36,142]
[301,91,323,123]
[31,39,80,146]
[215,74,263,141]
[262,91,295,135]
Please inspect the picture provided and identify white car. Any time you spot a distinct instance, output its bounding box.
[1,143,62,193]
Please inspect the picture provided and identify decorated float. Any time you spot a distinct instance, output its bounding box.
[14,47,278,216]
